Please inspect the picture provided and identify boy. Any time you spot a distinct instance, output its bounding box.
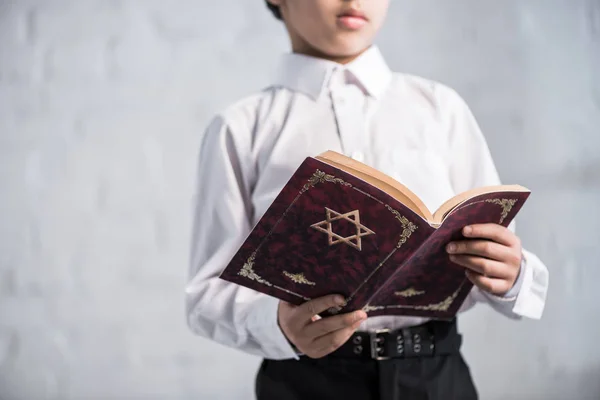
[186,1,549,399]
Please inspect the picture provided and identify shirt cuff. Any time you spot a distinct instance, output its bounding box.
[245,295,300,360]
[512,249,549,319]
[482,250,548,319]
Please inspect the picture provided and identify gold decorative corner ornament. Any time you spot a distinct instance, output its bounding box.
[283,271,316,286]
[395,287,425,298]
[385,205,417,248]
[302,170,352,193]
[238,252,272,287]
[485,198,517,224]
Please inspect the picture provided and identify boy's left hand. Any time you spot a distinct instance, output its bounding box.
[446,223,522,296]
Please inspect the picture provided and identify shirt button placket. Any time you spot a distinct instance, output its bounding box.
[329,69,367,161]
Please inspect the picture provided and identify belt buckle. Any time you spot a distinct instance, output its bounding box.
[369,329,390,360]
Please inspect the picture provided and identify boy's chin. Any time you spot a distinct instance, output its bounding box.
[320,40,373,59]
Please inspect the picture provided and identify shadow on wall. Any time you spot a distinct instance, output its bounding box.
[546,365,600,400]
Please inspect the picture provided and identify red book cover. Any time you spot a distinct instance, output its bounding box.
[218,152,530,319]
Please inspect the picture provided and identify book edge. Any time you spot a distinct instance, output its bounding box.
[433,186,531,225]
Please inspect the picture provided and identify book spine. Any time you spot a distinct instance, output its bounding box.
[363,229,437,306]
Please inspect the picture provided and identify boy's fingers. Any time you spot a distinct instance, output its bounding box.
[304,310,366,339]
[308,319,363,359]
[446,239,511,262]
[463,224,517,247]
[296,295,346,326]
[278,300,295,313]
[466,270,512,295]
[449,254,511,279]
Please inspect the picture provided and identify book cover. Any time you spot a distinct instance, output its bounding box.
[218,155,529,319]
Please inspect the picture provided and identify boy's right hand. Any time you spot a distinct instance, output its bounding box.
[278,294,367,359]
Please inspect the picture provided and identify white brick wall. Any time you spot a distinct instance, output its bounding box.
[0,1,599,399]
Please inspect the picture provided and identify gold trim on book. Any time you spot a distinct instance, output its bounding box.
[363,281,467,314]
[385,205,418,248]
[238,252,272,287]
[394,287,425,298]
[362,304,385,313]
[411,284,462,312]
[310,208,375,251]
[485,198,517,224]
[272,285,311,301]
[301,170,352,193]
[283,271,316,286]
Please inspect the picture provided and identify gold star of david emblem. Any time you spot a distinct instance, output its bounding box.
[310,207,375,251]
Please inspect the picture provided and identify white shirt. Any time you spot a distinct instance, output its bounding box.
[185,46,549,360]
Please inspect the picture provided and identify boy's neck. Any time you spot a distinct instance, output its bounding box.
[291,45,370,65]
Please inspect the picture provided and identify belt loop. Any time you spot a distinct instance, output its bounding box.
[431,319,460,355]
[401,328,413,356]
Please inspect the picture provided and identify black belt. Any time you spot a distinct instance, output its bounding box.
[328,319,461,361]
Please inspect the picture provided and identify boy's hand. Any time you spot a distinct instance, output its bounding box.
[278,295,367,359]
[446,223,522,296]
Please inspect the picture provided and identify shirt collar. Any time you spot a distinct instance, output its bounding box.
[273,46,392,100]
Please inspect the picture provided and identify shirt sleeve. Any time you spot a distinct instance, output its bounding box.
[185,115,298,360]
[439,86,549,320]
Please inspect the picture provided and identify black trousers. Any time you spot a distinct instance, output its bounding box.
[255,346,478,400]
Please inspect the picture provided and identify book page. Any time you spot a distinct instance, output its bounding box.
[316,151,433,221]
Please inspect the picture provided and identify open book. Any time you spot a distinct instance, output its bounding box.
[219,151,530,319]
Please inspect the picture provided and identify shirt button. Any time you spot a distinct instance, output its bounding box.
[352,151,364,162]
